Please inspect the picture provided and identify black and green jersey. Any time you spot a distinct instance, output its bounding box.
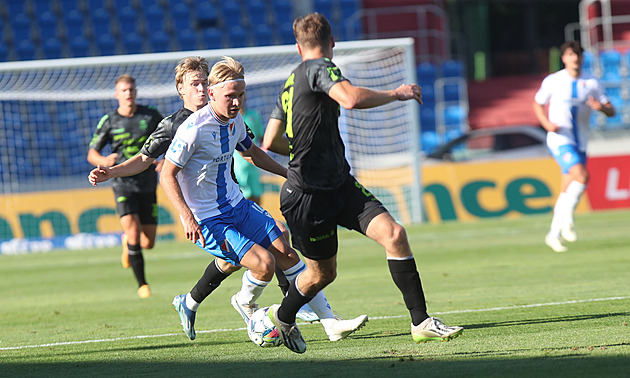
[140,107,193,159]
[270,58,349,191]
[89,104,163,193]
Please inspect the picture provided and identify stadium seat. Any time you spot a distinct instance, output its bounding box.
[15,39,36,61]
[420,107,436,131]
[37,11,58,40]
[441,60,464,78]
[32,0,54,14]
[227,25,249,48]
[222,1,244,29]
[144,4,166,34]
[339,0,361,40]
[314,0,336,26]
[42,37,64,59]
[272,0,293,27]
[582,51,593,75]
[148,30,171,53]
[253,24,273,46]
[443,105,467,130]
[59,0,79,13]
[64,9,85,39]
[600,50,622,82]
[417,62,437,85]
[117,6,140,36]
[245,0,268,28]
[11,13,32,42]
[171,2,192,32]
[420,84,435,107]
[69,35,90,57]
[122,32,144,54]
[196,1,219,28]
[90,8,112,36]
[6,0,26,15]
[421,131,441,153]
[443,83,460,102]
[176,29,198,51]
[0,42,8,62]
[201,27,223,49]
[278,22,295,45]
[96,33,117,56]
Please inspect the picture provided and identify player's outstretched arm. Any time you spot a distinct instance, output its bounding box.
[262,118,290,156]
[87,153,156,186]
[328,81,422,110]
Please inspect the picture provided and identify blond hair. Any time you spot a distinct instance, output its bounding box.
[208,56,245,88]
[174,56,210,98]
[293,13,332,49]
[115,74,135,86]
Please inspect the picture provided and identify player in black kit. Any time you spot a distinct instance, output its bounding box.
[262,13,463,353]
[87,74,163,298]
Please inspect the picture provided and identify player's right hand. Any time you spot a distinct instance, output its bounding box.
[88,165,111,186]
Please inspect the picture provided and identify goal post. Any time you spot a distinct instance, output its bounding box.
[0,38,423,250]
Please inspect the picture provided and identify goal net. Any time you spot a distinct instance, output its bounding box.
[0,38,422,251]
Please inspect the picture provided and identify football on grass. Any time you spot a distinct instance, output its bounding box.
[247,307,283,347]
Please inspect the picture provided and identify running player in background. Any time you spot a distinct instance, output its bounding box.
[533,41,615,253]
[262,13,463,353]
[87,74,163,298]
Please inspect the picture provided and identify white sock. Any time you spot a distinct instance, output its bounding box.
[236,270,269,306]
[185,293,200,311]
[283,262,336,324]
[563,181,586,225]
[548,192,566,238]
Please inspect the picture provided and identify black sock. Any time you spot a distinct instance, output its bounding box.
[275,266,290,295]
[388,258,429,326]
[278,281,313,324]
[190,259,231,303]
[128,243,146,286]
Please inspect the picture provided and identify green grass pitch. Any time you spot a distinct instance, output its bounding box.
[1,210,628,377]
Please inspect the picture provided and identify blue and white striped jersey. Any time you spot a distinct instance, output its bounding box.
[165,104,253,221]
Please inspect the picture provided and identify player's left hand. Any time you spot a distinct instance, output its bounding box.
[586,96,603,111]
[395,83,423,105]
[153,159,164,173]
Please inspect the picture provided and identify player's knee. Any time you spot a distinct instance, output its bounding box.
[217,259,241,274]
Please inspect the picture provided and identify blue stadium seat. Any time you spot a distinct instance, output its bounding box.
[441,60,464,78]
[272,0,293,26]
[0,42,8,62]
[253,24,273,46]
[144,4,166,34]
[443,105,466,131]
[11,13,32,42]
[59,0,79,13]
[246,0,268,28]
[314,0,335,25]
[171,2,192,32]
[600,50,622,82]
[32,0,54,14]
[6,0,26,15]
[176,29,198,51]
[90,8,112,37]
[420,84,435,107]
[148,30,170,53]
[421,131,441,153]
[16,39,36,61]
[582,51,593,75]
[64,9,85,39]
[96,33,117,56]
[443,83,460,102]
[420,107,436,132]
[37,11,59,40]
[69,35,90,57]
[122,32,144,54]
[227,25,249,48]
[222,1,244,29]
[42,37,64,59]
[201,27,223,49]
[117,6,140,36]
[417,62,437,85]
[339,0,361,40]
[197,1,219,28]
[278,22,295,45]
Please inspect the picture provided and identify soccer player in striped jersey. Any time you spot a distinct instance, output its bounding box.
[87,74,163,299]
[533,41,615,252]
[263,13,463,353]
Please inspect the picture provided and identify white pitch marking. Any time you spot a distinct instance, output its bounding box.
[1,296,628,351]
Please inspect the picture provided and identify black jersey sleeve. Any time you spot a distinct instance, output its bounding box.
[308,58,347,94]
[89,114,112,151]
[140,115,175,159]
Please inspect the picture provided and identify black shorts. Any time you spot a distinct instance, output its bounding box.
[113,190,158,225]
[280,175,386,260]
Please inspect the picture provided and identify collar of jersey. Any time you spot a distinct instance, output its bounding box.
[208,104,230,126]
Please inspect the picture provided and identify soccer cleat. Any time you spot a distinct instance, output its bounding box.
[561,224,577,243]
[137,284,151,298]
[172,294,196,340]
[326,314,369,341]
[268,304,306,354]
[231,294,258,324]
[545,234,568,252]
[411,317,463,343]
[296,303,320,323]
[121,234,130,269]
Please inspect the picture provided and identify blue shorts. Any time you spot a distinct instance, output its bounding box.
[196,199,282,266]
[549,144,587,174]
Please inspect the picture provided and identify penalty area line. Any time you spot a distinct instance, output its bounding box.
[1,295,628,351]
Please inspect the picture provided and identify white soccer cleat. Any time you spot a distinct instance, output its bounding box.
[325,314,369,341]
[545,234,568,252]
[561,224,577,243]
[296,303,320,323]
[411,317,463,343]
[231,294,258,325]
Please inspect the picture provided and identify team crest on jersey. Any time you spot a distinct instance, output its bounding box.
[220,239,234,253]
[229,122,235,135]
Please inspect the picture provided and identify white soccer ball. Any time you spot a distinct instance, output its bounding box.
[247,307,283,347]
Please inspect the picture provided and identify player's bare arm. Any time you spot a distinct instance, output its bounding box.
[160,160,206,247]
[328,80,422,109]
[262,118,290,155]
[87,148,118,167]
[88,153,156,185]
[586,96,615,116]
[532,102,561,133]
[239,143,288,178]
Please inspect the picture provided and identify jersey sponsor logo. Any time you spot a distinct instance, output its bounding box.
[112,127,126,134]
[309,229,335,243]
[169,137,186,154]
[213,153,232,163]
[327,66,341,82]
